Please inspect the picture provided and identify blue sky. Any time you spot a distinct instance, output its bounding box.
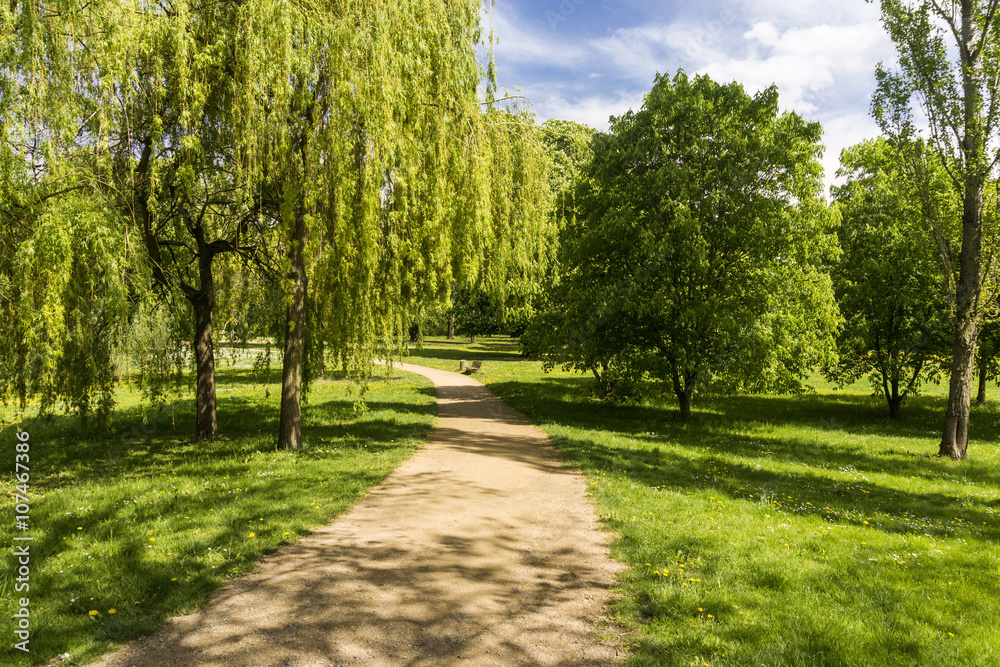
[489,0,899,193]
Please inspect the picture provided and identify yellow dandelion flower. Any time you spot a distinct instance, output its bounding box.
[108,609,116,614]
[88,610,98,616]
[248,532,255,538]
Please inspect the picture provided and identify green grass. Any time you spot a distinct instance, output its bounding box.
[1,351,436,666]
[401,336,1000,667]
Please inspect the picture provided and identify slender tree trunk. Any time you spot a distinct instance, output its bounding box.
[940,174,983,461]
[670,364,694,419]
[940,4,986,461]
[447,314,455,340]
[409,322,420,343]
[470,334,477,344]
[190,255,218,440]
[888,377,902,420]
[592,362,613,397]
[977,351,988,406]
[278,208,308,450]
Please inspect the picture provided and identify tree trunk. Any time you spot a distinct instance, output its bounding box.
[939,4,986,461]
[677,388,693,420]
[940,172,983,461]
[470,334,477,344]
[888,377,902,420]
[278,208,308,450]
[409,322,420,343]
[190,256,218,440]
[670,363,695,419]
[592,363,613,397]
[977,352,988,406]
[941,326,976,460]
[447,314,455,340]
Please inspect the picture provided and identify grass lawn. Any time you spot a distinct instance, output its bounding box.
[400,336,1000,666]
[1,350,436,666]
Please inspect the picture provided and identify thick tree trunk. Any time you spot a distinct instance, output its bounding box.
[191,256,218,440]
[941,325,977,460]
[470,334,477,344]
[447,315,455,340]
[278,209,308,450]
[677,388,693,420]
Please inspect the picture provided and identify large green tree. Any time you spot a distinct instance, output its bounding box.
[1,0,145,421]
[269,2,553,448]
[535,72,840,416]
[873,0,1000,459]
[829,139,954,418]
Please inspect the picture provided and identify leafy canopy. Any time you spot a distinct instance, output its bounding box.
[532,71,840,412]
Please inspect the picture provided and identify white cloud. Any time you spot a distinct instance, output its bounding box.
[535,92,647,132]
[490,0,900,192]
[698,21,893,114]
[491,5,587,68]
[818,112,885,192]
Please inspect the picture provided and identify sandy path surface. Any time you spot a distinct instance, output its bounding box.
[90,361,623,666]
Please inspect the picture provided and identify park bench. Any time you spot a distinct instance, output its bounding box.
[459,360,483,374]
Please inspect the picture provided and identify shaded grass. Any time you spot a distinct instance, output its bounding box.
[0,358,436,666]
[401,336,1000,666]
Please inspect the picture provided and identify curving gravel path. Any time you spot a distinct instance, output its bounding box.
[90,361,623,666]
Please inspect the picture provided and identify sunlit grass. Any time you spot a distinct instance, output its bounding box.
[403,336,1000,666]
[0,354,435,665]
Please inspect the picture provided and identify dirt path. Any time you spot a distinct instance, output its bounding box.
[91,361,623,666]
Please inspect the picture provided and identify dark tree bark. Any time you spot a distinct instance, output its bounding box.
[670,363,695,419]
[133,139,234,440]
[189,253,218,439]
[447,314,455,340]
[591,362,614,397]
[278,206,308,450]
[887,377,902,420]
[677,387,693,420]
[409,323,420,343]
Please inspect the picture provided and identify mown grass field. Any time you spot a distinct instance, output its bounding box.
[401,336,1000,667]
[1,351,436,666]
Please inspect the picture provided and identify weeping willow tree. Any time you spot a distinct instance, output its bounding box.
[1,1,145,422]
[267,1,553,448]
[2,0,551,445]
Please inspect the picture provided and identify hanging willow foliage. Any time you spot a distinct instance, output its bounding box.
[1,0,553,442]
[264,0,553,447]
[1,1,150,422]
